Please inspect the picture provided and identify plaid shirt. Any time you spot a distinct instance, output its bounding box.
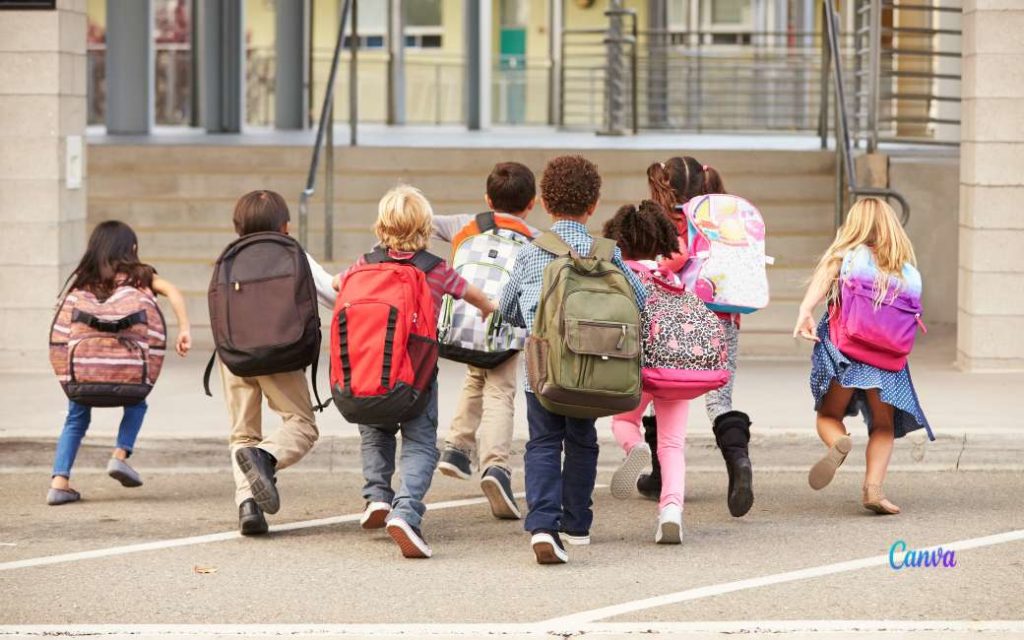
[499,220,647,391]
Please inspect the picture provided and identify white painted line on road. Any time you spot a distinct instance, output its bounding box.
[2,620,1024,638]
[543,528,1024,627]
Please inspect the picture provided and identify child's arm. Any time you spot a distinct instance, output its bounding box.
[151,275,191,356]
[306,254,338,308]
[793,260,838,342]
[462,283,497,321]
[431,214,472,243]
[498,256,526,328]
[611,248,648,309]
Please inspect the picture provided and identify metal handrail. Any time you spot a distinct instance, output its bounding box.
[823,0,910,226]
[297,0,354,258]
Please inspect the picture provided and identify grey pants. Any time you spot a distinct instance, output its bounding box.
[358,381,439,529]
[705,316,739,421]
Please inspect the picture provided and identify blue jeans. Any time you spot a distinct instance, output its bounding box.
[523,392,599,534]
[358,381,439,529]
[51,400,148,478]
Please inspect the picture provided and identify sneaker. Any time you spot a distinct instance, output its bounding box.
[386,517,432,558]
[238,498,268,536]
[437,446,472,480]
[531,530,568,564]
[655,504,683,544]
[559,530,591,546]
[636,473,661,501]
[106,457,143,488]
[360,501,391,530]
[234,447,280,514]
[808,434,853,491]
[480,466,521,520]
[611,443,651,499]
[46,487,81,506]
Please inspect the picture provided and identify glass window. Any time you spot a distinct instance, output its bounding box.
[500,0,528,28]
[710,0,749,25]
[356,0,387,33]
[405,0,441,27]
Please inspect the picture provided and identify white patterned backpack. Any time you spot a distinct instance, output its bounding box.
[438,212,533,368]
[680,194,772,314]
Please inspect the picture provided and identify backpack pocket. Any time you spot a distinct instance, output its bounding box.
[563,318,640,394]
[226,275,303,350]
[525,336,549,392]
[406,333,439,393]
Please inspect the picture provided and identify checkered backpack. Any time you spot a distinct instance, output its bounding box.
[438,212,533,368]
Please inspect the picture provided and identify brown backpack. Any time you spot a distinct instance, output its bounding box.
[203,232,325,407]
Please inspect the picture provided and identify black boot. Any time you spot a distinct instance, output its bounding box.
[636,415,662,501]
[713,411,754,517]
[239,498,268,536]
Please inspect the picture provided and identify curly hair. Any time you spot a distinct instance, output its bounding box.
[646,156,705,216]
[602,200,679,261]
[540,155,602,217]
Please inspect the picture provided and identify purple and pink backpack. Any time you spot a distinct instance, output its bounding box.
[628,261,730,400]
[828,245,925,371]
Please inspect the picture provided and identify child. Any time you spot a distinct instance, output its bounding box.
[794,197,932,514]
[47,221,192,506]
[643,157,754,519]
[500,155,646,564]
[433,162,539,520]
[337,185,496,558]
[604,201,693,543]
[219,190,337,535]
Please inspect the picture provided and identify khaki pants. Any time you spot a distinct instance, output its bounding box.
[219,361,319,505]
[443,354,518,473]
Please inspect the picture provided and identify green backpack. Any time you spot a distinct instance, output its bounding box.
[525,232,642,419]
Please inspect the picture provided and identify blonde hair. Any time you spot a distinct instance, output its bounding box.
[373,185,433,252]
[813,197,917,305]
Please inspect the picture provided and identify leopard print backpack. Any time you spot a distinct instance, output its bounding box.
[629,261,731,400]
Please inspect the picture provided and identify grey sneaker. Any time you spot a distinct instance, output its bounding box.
[106,457,143,488]
[480,466,521,520]
[47,488,81,506]
[611,443,651,499]
[437,445,472,480]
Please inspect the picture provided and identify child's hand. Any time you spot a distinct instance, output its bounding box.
[479,299,497,322]
[332,274,341,292]
[176,329,192,356]
[793,309,819,343]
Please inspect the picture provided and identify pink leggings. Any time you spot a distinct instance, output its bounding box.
[611,391,689,509]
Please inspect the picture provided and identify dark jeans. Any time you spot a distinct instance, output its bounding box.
[358,381,439,529]
[523,392,599,534]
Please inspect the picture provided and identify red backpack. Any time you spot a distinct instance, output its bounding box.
[330,247,441,424]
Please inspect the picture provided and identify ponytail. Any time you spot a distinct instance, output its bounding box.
[646,162,677,219]
[703,164,726,194]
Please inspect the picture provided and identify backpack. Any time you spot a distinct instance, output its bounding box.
[438,212,532,369]
[525,232,642,419]
[829,245,925,372]
[331,247,442,425]
[204,232,324,406]
[628,261,731,400]
[679,194,772,314]
[49,285,167,407]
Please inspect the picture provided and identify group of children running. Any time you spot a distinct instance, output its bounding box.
[46,154,931,565]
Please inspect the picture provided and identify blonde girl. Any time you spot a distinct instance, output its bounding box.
[794,198,932,515]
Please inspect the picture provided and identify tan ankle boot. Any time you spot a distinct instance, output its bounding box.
[863,484,901,515]
[808,434,852,490]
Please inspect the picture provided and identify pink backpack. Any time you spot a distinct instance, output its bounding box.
[629,261,731,400]
[49,286,167,407]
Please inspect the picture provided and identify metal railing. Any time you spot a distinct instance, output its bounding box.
[823,0,911,226]
[297,0,355,258]
[851,0,962,148]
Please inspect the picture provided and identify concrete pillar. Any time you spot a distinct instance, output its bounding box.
[646,0,668,128]
[386,0,405,125]
[548,0,563,126]
[199,0,245,132]
[957,1,1024,371]
[0,1,88,371]
[275,0,309,130]
[105,0,153,134]
[465,0,492,131]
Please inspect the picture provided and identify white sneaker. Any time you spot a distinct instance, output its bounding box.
[611,443,651,499]
[531,531,568,564]
[360,501,391,530]
[559,530,591,546]
[655,504,683,544]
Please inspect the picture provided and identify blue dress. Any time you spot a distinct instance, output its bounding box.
[810,314,933,440]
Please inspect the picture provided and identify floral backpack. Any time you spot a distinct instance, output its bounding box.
[679,194,772,314]
[628,261,731,400]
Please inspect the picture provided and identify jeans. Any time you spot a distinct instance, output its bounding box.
[51,400,148,478]
[523,392,599,534]
[358,381,439,529]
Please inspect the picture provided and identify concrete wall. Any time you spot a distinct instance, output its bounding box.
[0,1,88,372]
[957,0,1024,371]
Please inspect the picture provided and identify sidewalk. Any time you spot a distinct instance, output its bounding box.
[3,325,1018,445]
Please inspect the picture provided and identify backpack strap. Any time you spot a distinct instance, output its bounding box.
[364,246,390,265]
[532,232,573,257]
[365,246,442,274]
[589,237,617,261]
[202,352,217,397]
[475,211,496,233]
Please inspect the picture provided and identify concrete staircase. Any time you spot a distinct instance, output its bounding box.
[87,144,835,358]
